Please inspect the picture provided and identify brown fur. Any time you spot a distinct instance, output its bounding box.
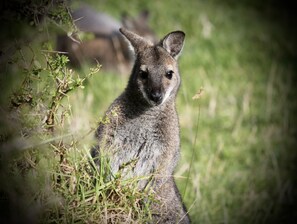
[92,28,190,223]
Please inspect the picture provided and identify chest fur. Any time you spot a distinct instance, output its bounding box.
[104,111,179,180]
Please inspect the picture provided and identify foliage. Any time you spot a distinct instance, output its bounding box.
[0,1,153,223]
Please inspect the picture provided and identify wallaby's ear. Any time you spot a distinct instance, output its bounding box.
[160,31,185,59]
[138,9,150,23]
[121,12,134,30]
[119,27,149,52]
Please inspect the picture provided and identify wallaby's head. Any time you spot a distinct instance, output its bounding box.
[120,28,185,106]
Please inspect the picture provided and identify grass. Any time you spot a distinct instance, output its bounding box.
[1,0,297,223]
[80,1,297,223]
[78,1,297,222]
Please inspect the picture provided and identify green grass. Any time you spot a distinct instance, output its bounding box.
[1,0,297,223]
[78,0,297,223]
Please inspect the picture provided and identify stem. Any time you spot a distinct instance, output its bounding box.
[183,102,201,198]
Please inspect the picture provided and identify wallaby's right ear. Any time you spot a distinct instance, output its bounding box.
[119,27,150,53]
[138,9,150,23]
[160,31,185,59]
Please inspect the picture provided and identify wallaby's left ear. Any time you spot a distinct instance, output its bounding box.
[160,31,185,59]
[119,27,149,53]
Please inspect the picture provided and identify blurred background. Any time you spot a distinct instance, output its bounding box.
[0,0,297,223]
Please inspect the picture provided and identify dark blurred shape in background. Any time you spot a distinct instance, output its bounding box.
[56,4,157,74]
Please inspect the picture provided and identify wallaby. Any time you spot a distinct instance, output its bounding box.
[56,5,156,74]
[91,28,190,223]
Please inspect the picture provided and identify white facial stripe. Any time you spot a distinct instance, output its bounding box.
[167,64,174,71]
[140,81,175,106]
[138,64,176,106]
[140,65,147,71]
[161,85,174,105]
[139,85,153,106]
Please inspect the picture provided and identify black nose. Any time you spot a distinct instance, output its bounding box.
[149,91,163,103]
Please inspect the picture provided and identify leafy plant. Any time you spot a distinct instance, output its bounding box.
[0,2,153,223]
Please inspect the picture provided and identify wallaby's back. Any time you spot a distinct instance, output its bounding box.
[92,28,190,223]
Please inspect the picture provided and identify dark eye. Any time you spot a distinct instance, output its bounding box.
[139,70,148,79]
[165,70,174,80]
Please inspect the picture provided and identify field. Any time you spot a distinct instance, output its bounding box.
[82,0,297,223]
[1,0,297,223]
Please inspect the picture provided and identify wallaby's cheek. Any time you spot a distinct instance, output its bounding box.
[161,76,177,104]
[162,85,174,104]
[137,79,152,105]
